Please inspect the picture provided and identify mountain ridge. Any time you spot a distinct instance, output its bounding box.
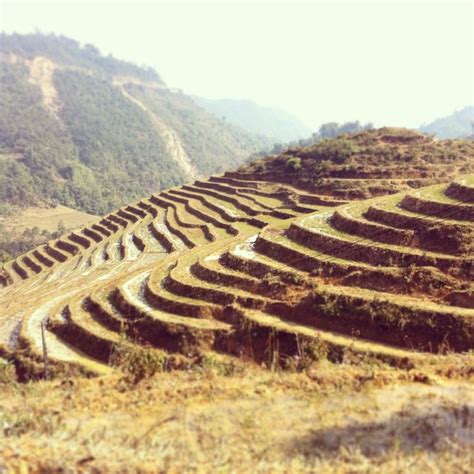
[420,105,474,138]
[192,95,311,142]
[0,33,270,215]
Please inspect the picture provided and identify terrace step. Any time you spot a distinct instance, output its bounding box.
[226,238,457,300]
[210,175,261,188]
[121,233,143,260]
[225,238,474,351]
[32,249,54,268]
[148,221,177,253]
[400,192,474,222]
[100,218,120,232]
[149,193,216,242]
[90,245,109,266]
[136,200,159,218]
[54,239,79,257]
[86,289,130,333]
[111,273,232,354]
[330,207,414,246]
[150,194,237,237]
[179,184,264,217]
[125,205,147,219]
[191,180,275,211]
[134,226,169,254]
[288,214,470,274]
[146,266,221,319]
[165,258,272,311]
[91,223,112,237]
[82,227,103,243]
[105,241,123,261]
[117,208,139,223]
[161,189,237,221]
[49,297,121,363]
[68,232,92,249]
[254,227,375,276]
[445,177,474,202]
[107,214,129,228]
[11,260,30,280]
[364,200,473,255]
[227,305,423,367]
[17,299,110,377]
[163,207,199,248]
[22,255,42,274]
[0,268,13,287]
[191,255,261,294]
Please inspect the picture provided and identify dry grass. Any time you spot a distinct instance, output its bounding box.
[0,356,472,473]
[0,205,97,235]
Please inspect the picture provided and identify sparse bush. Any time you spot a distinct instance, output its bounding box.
[284,337,329,372]
[111,339,167,383]
[286,156,302,172]
[0,358,16,384]
[306,138,358,164]
[259,273,286,296]
[196,353,241,377]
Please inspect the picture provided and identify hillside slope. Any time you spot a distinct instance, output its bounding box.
[1,128,473,385]
[0,33,268,215]
[238,128,474,198]
[192,96,311,142]
[420,106,474,138]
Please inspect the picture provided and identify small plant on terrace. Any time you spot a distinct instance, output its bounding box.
[196,353,242,377]
[0,359,16,384]
[284,337,329,372]
[285,156,302,172]
[111,335,167,384]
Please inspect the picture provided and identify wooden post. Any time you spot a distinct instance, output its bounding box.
[41,318,50,380]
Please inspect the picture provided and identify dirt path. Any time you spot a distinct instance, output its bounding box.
[27,56,60,119]
[113,79,198,181]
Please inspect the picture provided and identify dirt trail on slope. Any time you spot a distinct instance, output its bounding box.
[113,79,198,181]
[0,54,95,122]
[27,56,60,118]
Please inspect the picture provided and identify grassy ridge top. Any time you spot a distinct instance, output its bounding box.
[238,128,474,197]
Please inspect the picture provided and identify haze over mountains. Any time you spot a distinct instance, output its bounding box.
[420,105,474,139]
[0,33,274,215]
[192,96,312,143]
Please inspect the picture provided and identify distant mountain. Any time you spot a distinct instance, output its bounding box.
[192,96,311,143]
[0,33,269,215]
[420,106,474,139]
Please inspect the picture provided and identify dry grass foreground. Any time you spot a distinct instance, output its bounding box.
[0,354,473,473]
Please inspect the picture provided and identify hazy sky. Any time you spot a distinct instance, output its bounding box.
[1,0,473,130]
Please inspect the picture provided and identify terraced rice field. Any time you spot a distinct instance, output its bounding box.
[0,173,473,379]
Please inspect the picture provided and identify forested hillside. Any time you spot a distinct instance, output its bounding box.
[0,33,269,215]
